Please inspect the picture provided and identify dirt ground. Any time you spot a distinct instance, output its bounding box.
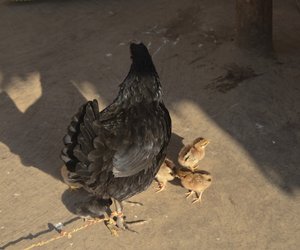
[0,0,299,249]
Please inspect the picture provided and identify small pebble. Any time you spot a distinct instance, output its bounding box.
[198,43,203,48]
[106,53,112,57]
[13,193,20,197]
[255,123,264,129]
[54,222,64,231]
[1,226,4,230]
[173,38,180,45]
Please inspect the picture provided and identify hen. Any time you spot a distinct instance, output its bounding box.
[61,42,171,232]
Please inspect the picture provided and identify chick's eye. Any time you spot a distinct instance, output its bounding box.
[207,178,211,182]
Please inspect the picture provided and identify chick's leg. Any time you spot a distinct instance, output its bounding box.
[155,181,166,193]
[185,190,195,199]
[192,191,203,204]
[191,164,199,172]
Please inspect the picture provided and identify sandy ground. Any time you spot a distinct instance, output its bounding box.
[0,0,299,249]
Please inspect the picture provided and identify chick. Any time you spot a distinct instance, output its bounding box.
[155,158,175,193]
[178,137,209,171]
[61,165,83,190]
[176,168,212,204]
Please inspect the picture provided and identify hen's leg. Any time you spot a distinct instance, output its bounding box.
[111,199,148,232]
[113,199,128,230]
[104,213,119,236]
[114,200,140,233]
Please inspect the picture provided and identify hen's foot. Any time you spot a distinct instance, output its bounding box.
[104,216,119,236]
[111,212,137,233]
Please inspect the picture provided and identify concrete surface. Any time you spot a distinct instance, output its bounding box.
[0,0,299,249]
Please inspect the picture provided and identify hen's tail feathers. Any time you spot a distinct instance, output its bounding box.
[61,100,99,174]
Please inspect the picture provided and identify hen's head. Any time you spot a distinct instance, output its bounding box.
[130,42,157,75]
[117,42,162,104]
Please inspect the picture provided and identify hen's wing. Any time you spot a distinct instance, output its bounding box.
[111,109,166,177]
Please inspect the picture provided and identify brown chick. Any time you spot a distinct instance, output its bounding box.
[178,137,209,171]
[61,165,83,190]
[155,158,175,193]
[176,168,212,204]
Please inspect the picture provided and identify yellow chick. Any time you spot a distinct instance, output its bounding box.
[176,168,212,204]
[61,165,83,190]
[178,137,209,171]
[155,158,175,193]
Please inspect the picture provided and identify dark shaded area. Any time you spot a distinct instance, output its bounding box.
[61,189,94,215]
[236,0,273,54]
[0,83,85,180]
[0,0,115,181]
[166,133,184,165]
[205,63,262,93]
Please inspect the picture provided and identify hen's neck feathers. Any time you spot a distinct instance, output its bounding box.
[116,44,162,106]
[116,70,162,105]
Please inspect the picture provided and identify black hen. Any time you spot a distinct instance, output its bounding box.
[61,43,171,229]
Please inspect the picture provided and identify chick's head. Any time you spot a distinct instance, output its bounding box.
[193,137,209,150]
